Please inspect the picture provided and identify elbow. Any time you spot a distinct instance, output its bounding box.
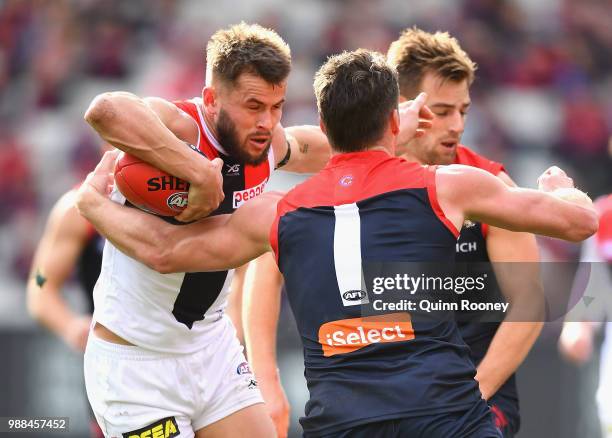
[26,289,44,321]
[147,250,175,274]
[565,209,599,242]
[84,92,120,127]
[26,300,39,320]
[580,210,599,240]
[139,229,176,274]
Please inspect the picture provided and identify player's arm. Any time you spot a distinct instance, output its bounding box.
[84,92,223,221]
[79,189,275,273]
[472,171,544,399]
[76,152,277,273]
[160,192,277,272]
[559,229,608,365]
[436,165,598,242]
[270,124,331,173]
[26,191,92,351]
[476,228,544,399]
[227,263,248,345]
[243,253,290,438]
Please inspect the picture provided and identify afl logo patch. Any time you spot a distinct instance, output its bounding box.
[236,362,252,375]
[343,290,367,301]
[339,175,353,187]
[166,192,188,211]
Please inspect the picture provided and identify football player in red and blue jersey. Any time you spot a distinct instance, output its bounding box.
[77,49,597,437]
[244,27,543,437]
[387,27,544,437]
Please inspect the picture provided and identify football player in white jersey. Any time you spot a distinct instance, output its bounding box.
[80,23,339,438]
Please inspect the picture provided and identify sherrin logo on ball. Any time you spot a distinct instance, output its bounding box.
[166,192,188,211]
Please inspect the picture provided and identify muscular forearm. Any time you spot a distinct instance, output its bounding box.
[476,321,543,399]
[84,92,207,184]
[470,188,597,242]
[78,190,168,270]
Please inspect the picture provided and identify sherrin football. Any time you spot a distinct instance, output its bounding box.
[114,152,191,217]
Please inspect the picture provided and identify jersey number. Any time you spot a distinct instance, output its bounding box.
[333,203,370,307]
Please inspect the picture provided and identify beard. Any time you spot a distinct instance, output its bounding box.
[216,108,271,165]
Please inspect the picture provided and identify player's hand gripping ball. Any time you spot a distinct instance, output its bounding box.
[114,148,202,217]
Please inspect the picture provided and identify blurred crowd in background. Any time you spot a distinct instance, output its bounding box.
[0,0,610,436]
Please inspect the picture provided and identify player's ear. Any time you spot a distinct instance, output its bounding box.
[319,117,327,135]
[390,109,400,135]
[202,86,218,115]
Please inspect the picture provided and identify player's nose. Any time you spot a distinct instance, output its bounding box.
[257,110,274,131]
[448,111,465,136]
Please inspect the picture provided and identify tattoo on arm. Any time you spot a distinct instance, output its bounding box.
[35,269,47,288]
[299,143,309,154]
[275,139,292,169]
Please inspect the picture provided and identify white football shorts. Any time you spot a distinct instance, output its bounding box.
[84,317,263,437]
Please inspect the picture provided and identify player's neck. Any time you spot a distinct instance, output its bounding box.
[400,154,425,165]
[367,145,392,155]
[395,139,425,165]
[331,145,391,157]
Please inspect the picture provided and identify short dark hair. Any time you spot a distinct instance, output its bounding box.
[314,49,399,153]
[387,27,476,99]
[206,22,291,86]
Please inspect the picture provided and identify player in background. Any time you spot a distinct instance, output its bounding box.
[77,49,597,437]
[389,27,543,437]
[243,27,543,437]
[26,144,111,438]
[559,194,612,438]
